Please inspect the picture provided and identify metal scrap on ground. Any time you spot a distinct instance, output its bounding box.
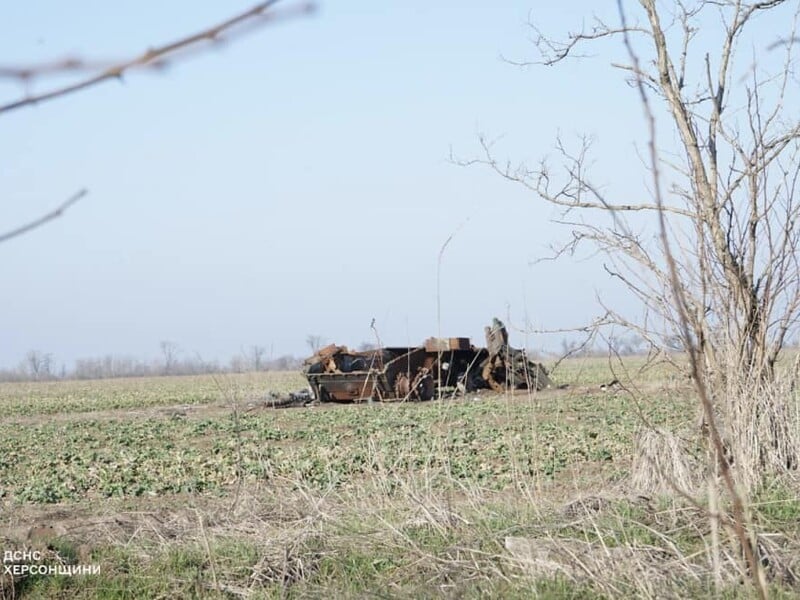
[296,317,551,404]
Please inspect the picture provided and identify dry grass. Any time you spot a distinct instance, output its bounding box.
[631,428,701,496]
[3,476,799,599]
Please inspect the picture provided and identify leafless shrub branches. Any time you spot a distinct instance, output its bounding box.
[467,2,800,595]
[509,12,651,67]
[475,0,800,475]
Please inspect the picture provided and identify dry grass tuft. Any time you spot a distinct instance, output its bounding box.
[631,428,699,496]
[504,535,692,591]
[721,375,800,493]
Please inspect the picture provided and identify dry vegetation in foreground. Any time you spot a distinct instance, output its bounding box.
[0,360,798,598]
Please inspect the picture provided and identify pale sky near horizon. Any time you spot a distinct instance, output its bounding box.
[0,1,792,369]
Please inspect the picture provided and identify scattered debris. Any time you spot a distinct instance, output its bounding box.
[561,494,652,520]
[159,407,189,419]
[301,317,551,403]
[257,389,315,410]
[599,378,621,392]
[561,495,614,519]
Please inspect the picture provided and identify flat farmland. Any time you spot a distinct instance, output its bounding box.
[0,363,798,599]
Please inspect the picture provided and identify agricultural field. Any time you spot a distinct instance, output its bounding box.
[0,361,798,598]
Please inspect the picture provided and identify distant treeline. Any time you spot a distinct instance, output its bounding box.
[0,334,658,383]
[0,346,303,383]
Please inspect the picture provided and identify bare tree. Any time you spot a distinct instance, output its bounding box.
[269,355,300,370]
[249,345,267,371]
[159,340,180,375]
[229,354,247,374]
[468,1,800,489]
[468,5,800,592]
[305,334,325,353]
[24,350,53,381]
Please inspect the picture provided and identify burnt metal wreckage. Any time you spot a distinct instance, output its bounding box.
[301,318,551,404]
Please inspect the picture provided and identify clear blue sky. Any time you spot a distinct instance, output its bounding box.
[0,1,787,368]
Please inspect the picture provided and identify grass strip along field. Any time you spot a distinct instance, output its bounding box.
[0,363,798,598]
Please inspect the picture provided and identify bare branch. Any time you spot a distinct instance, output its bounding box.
[0,59,124,80]
[518,14,650,66]
[466,0,800,523]
[0,1,315,114]
[457,134,697,219]
[0,189,87,244]
[622,2,767,596]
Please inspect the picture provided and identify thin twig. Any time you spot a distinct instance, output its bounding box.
[0,1,315,114]
[0,188,87,244]
[195,508,220,593]
[436,219,468,401]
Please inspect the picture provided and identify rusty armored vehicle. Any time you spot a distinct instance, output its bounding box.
[302,318,551,403]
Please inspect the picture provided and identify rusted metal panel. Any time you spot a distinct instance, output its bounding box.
[304,346,432,402]
[384,347,431,400]
[424,337,472,352]
[311,372,381,402]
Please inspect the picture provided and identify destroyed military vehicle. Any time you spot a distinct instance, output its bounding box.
[302,318,551,403]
